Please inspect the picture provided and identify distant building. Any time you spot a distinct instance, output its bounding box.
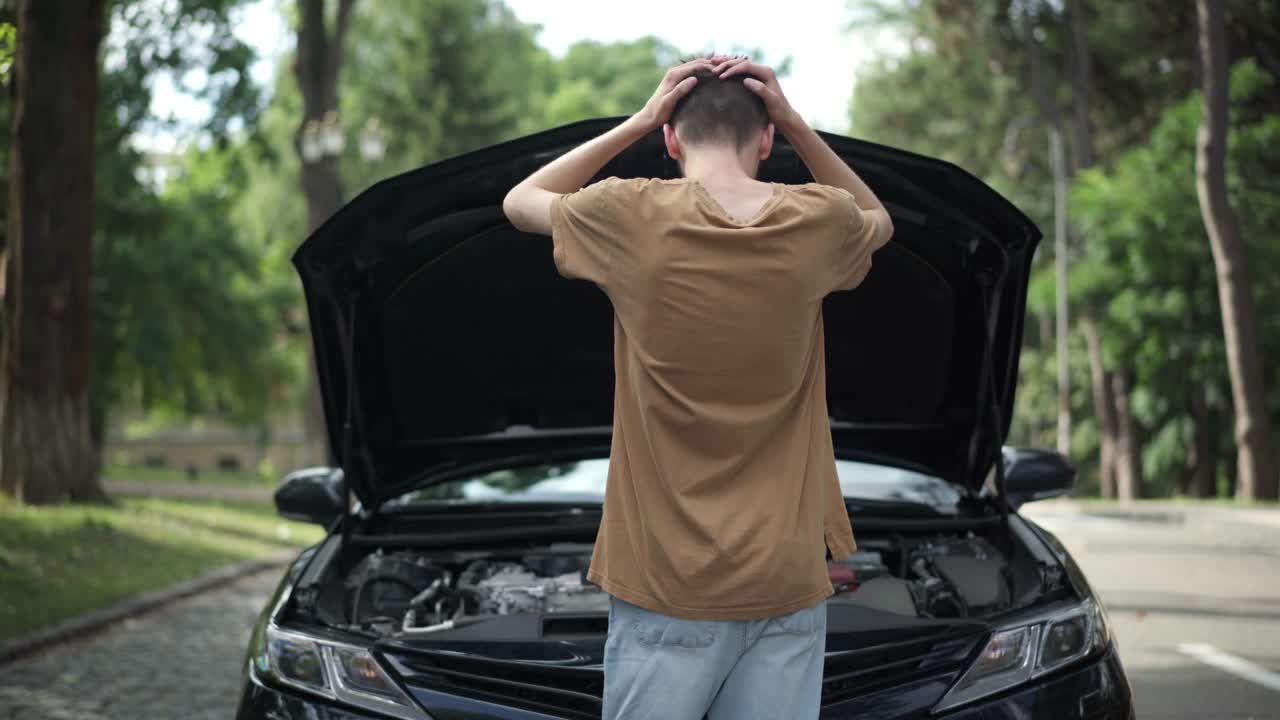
[103,415,317,480]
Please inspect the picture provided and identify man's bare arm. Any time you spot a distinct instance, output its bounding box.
[503,58,716,236]
[715,58,895,250]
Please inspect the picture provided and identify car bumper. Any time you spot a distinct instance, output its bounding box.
[237,647,1133,720]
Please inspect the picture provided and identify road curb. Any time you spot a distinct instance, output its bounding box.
[1079,508,1187,524]
[1024,499,1280,529]
[0,551,293,666]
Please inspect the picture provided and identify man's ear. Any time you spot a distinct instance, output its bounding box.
[663,123,683,161]
[758,122,775,161]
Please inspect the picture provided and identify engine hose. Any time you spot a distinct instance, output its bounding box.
[401,614,498,635]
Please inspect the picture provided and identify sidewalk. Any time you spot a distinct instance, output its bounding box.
[1023,497,1280,529]
[105,479,273,503]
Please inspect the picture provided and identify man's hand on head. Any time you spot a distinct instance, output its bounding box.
[505,59,726,235]
[634,57,720,132]
[714,57,800,130]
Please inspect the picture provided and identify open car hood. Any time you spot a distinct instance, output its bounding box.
[294,118,1041,509]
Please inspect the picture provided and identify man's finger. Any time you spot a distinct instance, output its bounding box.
[665,75,698,102]
[666,60,713,85]
[718,59,761,80]
[715,58,748,75]
[742,76,777,104]
[710,58,740,74]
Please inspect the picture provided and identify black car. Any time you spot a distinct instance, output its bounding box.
[236,118,1134,720]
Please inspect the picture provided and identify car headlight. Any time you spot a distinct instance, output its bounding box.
[934,599,1111,712]
[252,624,432,719]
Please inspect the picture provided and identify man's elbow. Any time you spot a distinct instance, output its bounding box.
[502,188,527,231]
[873,210,895,250]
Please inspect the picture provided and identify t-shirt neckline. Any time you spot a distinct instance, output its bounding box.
[680,178,784,227]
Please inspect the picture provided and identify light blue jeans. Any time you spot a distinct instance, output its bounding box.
[602,594,827,720]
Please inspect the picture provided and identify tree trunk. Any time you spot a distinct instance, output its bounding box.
[1194,0,1278,500]
[295,0,356,467]
[0,0,109,504]
[1024,10,1072,459]
[1187,384,1218,497]
[1183,267,1218,498]
[1050,128,1070,457]
[1067,0,1094,171]
[1081,312,1117,498]
[1111,370,1142,500]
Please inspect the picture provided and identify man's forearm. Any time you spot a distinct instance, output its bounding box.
[518,115,650,194]
[779,112,885,214]
[504,58,709,235]
[503,115,651,234]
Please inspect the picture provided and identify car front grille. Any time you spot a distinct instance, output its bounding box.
[384,650,605,719]
[820,633,978,705]
[383,632,978,719]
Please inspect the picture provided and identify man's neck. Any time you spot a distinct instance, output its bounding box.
[681,145,757,185]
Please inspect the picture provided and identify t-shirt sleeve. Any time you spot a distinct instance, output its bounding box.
[824,189,881,293]
[548,177,626,286]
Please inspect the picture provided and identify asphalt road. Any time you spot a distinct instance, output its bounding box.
[1022,503,1280,720]
[1,506,1276,719]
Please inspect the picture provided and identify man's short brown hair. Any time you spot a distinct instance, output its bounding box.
[669,59,769,149]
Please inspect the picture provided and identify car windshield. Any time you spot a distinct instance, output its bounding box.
[387,458,962,511]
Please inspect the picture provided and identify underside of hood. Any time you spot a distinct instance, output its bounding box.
[293,118,1041,508]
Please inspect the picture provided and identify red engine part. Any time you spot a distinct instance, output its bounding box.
[827,560,857,591]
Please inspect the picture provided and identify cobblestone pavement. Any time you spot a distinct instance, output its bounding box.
[0,569,280,720]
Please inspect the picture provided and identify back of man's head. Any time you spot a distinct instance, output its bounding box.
[669,67,769,149]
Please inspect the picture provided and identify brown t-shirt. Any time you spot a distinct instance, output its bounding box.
[549,176,879,621]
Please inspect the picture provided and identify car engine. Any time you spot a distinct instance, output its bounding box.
[335,533,1014,637]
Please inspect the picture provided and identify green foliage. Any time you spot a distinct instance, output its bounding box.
[0,20,13,82]
[105,0,261,138]
[852,1,1280,497]
[0,2,13,258]
[339,0,552,191]
[92,143,292,430]
[86,0,279,442]
[1068,61,1280,494]
[538,37,678,127]
[0,494,322,639]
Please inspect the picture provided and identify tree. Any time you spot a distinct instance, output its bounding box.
[0,7,13,257]
[851,0,1280,499]
[1071,61,1280,499]
[339,0,550,191]
[1,0,109,503]
[92,142,291,443]
[90,0,264,447]
[294,0,356,466]
[1193,0,1277,499]
[1,0,265,503]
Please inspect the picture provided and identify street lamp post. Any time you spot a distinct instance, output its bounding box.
[299,112,384,164]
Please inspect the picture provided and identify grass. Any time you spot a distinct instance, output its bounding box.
[102,463,268,486]
[0,495,325,641]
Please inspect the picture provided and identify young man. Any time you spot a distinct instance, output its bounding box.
[503,55,894,720]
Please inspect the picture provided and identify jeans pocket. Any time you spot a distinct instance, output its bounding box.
[625,604,715,649]
[774,601,825,635]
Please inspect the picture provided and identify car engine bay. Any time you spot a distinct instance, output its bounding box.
[295,527,1064,639]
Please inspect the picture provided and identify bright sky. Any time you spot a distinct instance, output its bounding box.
[502,0,900,131]
[145,0,901,152]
